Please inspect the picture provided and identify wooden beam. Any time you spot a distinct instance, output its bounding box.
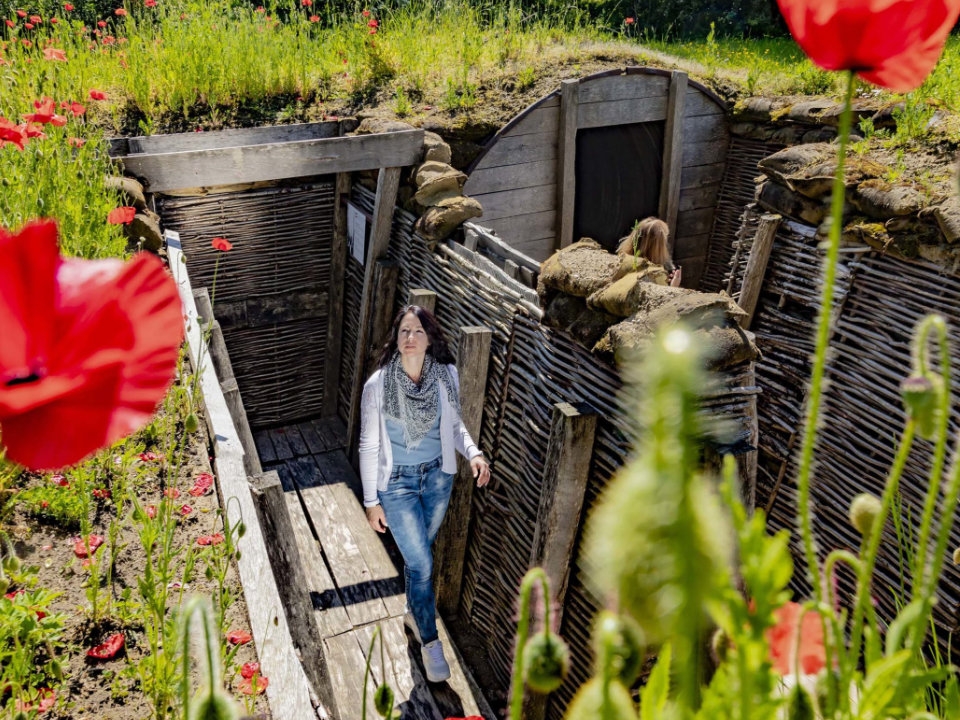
[324,173,351,417]
[115,121,340,156]
[658,70,688,253]
[213,291,328,331]
[221,377,262,477]
[249,471,340,720]
[738,213,781,329]
[347,167,403,459]
[556,79,579,250]
[529,402,597,618]
[435,327,493,617]
[118,130,423,193]
[407,288,437,314]
[363,260,400,381]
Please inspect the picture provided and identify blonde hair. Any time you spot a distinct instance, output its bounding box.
[616,217,671,266]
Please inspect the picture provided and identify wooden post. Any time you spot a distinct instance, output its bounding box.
[738,213,781,329]
[347,166,403,459]
[364,260,400,380]
[658,70,688,252]
[249,471,339,720]
[738,367,759,510]
[407,288,437,314]
[434,327,493,617]
[556,79,579,250]
[524,402,597,720]
[221,377,262,477]
[323,172,351,417]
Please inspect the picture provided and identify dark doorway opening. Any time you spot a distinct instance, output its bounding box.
[573,121,664,251]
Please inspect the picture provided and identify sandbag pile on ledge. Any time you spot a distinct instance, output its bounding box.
[537,239,759,369]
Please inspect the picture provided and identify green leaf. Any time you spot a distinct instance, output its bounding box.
[861,650,912,717]
[944,676,960,718]
[640,643,671,720]
[885,599,925,655]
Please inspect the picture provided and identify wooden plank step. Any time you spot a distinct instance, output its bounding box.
[318,416,348,450]
[283,425,312,457]
[313,452,406,618]
[252,430,277,464]
[274,466,352,639]
[298,420,333,454]
[357,617,443,720]
[324,630,381,720]
[268,428,295,460]
[433,618,495,720]
[282,457,388,627]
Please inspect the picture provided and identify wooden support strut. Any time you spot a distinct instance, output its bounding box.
[249,471,340,720]
[434,326,493,617]
[347,167,403,460]
[323,172,351,418]
[738,213,782,329]
[524,401,598,720]
[556,79,580,250]
[659,70,688,253]
[406,288,437,314]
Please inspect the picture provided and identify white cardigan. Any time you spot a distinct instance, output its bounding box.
[358,363,483,507]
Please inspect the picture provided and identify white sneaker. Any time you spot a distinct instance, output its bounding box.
[404,611,422,644]
[421,639,451,682]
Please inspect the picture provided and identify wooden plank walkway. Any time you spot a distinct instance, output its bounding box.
[252,418,494,720]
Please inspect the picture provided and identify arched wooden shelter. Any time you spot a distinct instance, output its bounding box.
[463,67,729,287]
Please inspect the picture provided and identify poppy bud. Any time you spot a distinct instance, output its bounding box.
[237,522,246,538]
[235,550,241,561]
[787,683,815,720]
[709,627,730,666]
[522,631,569,693]
[594,611,645,683]
[205,566,214,580]
[4,555,22,574]
[188,690,239,720]
[373,683,394,717]
[0,577,9,595]
[900,373,943,439]
[184,413,199,433]
[848,493,882,535]
[564,677,636,720]
[953,547,960,565]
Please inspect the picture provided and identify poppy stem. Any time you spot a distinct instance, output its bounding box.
[795,69,855,608]
[510,567,548,720]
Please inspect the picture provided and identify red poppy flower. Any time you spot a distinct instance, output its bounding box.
[197,533,225,546]
[23,98,66,125]
[239,676,269,695]
[0,120,26,151]
[64,101,85,117]
[145,0,156,6]
[16,10,26,17]
[24,23,33,29]
[0,221,184,470]
[73,534,104,558]
[301,0,311,6]
[5,588,25,599]
[625,17,635,24]
[50,473,68,486]
[766,601,826,676]
[107,206,136,224]
[28,14,40,22]
[21,123,45,139]
[21,39,31,47]
[96,20,106,27]
[145,505,157,518]
[255,5,265,11]
[367,18,378,27]
[138,451,161,461]
[361,8,370,16]
[163,487,180,499]
[88,89,107,101]
[226,629,252,645]
[65,4,74,10]
[87,632,124,660]
[42,47,66,61]
[179,504,192,515]
[776,0,960,92]
[4,20,13,27]
[15,688,55,714]
[114,8,127,16]
[210,237,232,252]
[92,487,111,499]
[50,17,57,23]
[188,472,214,496]
[309,15,319,22]
[240,662,260,679]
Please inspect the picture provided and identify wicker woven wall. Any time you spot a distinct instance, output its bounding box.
[700,137,784,293]
[159,181,335,428]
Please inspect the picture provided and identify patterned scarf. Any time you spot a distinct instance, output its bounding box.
[383,352,461,450]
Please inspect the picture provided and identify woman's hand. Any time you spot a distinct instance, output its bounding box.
[471,455,491,487]
[669,266,682,287]
[366,505,388,534]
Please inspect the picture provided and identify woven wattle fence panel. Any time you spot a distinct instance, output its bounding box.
[159,182,335,428]
[701,137,783,293]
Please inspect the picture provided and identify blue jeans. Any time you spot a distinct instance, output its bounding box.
[378,456,454,645]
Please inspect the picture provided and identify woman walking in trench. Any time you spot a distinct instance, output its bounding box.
[359,305,490,682]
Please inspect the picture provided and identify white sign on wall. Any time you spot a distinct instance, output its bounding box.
[347,202,368,265]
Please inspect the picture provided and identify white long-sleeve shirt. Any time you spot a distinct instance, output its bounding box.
[358,363,483,507]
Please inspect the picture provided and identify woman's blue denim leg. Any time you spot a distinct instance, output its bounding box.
[378,458,454,646]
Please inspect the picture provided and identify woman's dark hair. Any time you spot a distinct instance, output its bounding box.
[377,305,455,367]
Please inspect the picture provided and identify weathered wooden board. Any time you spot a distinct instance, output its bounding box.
[434,618,496,720]
[297,421,332,455]
[682,113,730,144]
[284,425,311,457]
[465,160,555,196]
[253,430,278,464]
[268,427,295,461]
[119,130,424,193]
[214,291,329,331]
[676,207,716,237]
[673,232,712,260]
[283,457,388,627]
[659,71,687,250]
[114,120,340,155]
[557,79,579,249]
[681,138,728,167]
[324,630,380,720]
[577,95,668,129]
[501,104,561,138]
[471,185,555,222]
[313,452,406,617]
[577,73,670,103]
[684,89,727,116]
[479,210,556,247]
[324,172,351,417]
[679,183,722,212]
[680,162,726,190]
[510,236,556,262]
[473,132,557,169]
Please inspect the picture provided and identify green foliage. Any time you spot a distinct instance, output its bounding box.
[16,481,85,530]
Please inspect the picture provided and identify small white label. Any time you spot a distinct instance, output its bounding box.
[347,202,367,265]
